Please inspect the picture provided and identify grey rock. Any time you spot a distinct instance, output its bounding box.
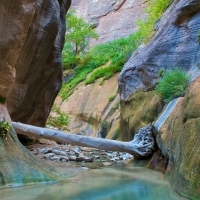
[40,148,52,154]
[60,156,69,162]
[50,156,61,161]
[52,149,67,156]
[43,153,55,159]
[119,0,200,101]
[103,162,112,166]
[69,156,77,161]
[76,156,94,162]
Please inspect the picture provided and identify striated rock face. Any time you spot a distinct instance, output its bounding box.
[7,0,71,127]
[57,73,120,139]
[72,0,146,46]
[119,0,200,101]
[154,76,200,199]
[118,0,200,198]
[0,0,71,187]
[118,0,200,140]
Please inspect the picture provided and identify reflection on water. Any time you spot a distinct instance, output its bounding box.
[0,167,186,200]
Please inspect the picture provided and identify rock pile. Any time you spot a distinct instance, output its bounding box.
[29,143,134,166]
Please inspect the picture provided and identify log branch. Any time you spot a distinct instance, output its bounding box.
[12,122,154,157]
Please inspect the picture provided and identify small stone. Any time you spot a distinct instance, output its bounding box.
[50,156,61,161]
[60,156,69,162]
[52,149,67,156]
[76,156,93,162]
[43,153,55,159]
[82,167,89,170]
[94,155,100,159]
[69,156,76,161]
[103,162,112,166]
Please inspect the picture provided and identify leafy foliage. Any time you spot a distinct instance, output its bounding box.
[47,104,70,130]
[158,68,165,77]
[198,30,200,42]
[0,95,6,104]
[61,0,173,100]
[63,10,99,70]
[155,67,190,102]
[108,95,116,102]
[0,119,10,139]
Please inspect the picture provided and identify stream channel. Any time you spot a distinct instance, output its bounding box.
[0,166,186,200]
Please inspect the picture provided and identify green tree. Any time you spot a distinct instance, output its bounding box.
[63,10,99,70]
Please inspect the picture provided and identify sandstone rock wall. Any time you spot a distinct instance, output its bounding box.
[118,0,200,198]
[71,0,146,46]
[57,73,120,139]
[118,0,200,139]
[154,76,200,199]
[0,0,71,187]
[7,0,71,127]
[119,0,200,101]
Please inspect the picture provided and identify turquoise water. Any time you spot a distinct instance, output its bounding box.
[0,167,186,200]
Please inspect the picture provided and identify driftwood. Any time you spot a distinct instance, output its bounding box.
[13,122,154,157]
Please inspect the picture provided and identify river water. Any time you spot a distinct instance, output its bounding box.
[0,167,186,200]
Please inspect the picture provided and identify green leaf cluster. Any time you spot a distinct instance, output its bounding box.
[155,67,190,102]
[108,95,116,102]
[47,104,70,130]
[0,120,10,138]
[63,10,99,70]
[0,95,6,104]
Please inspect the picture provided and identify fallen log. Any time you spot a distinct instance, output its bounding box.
[12,122,154,157]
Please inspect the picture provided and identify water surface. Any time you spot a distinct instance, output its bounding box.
[0,167,186,200]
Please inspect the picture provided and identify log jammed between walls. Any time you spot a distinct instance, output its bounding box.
[13,122,154,157]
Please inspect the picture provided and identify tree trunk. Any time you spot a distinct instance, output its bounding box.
[13,122,154,157]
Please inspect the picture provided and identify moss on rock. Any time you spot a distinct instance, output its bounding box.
[119,90,163,141]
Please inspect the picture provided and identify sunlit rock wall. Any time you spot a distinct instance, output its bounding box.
[71,0,146,46]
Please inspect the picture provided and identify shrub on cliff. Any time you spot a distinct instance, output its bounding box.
[60,0,173,100]
[156,67,190,102]
[63,10,99,70]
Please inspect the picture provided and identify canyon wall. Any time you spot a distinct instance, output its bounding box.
[0,0,71,187]
[71,0,146,46]
[154,76,200,199]
[7,0,71,128]
[118,0,200,199]
[57,0,147,138]
[119,0,200,139]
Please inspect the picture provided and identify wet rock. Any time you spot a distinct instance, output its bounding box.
[82,167,89,170]
[76,156,94,162]
[94,155,100,159]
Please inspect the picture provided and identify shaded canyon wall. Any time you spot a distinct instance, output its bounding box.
[0,0,71,187]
